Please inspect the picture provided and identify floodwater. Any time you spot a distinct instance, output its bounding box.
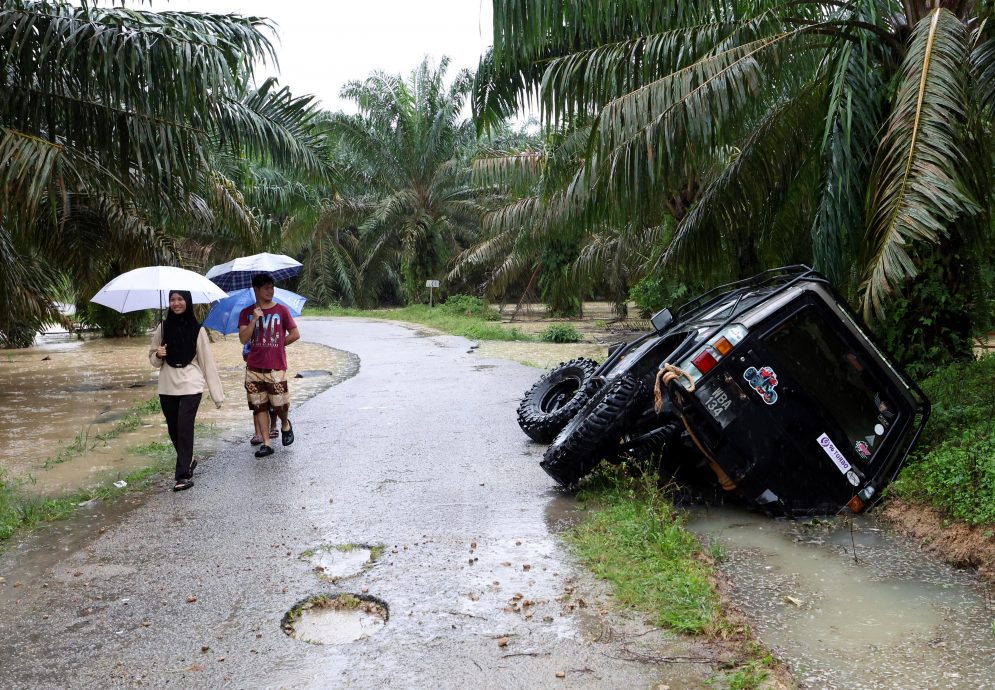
[689,507,995,689]
[0,331,357,495]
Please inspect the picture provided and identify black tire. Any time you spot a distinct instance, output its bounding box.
[540,373,648,487]
[517,358,599,442]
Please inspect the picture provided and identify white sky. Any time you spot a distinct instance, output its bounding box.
[156,1,494,112]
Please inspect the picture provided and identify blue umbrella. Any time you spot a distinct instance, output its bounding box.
[202,287,306,334]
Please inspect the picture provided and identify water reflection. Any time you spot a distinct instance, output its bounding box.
[0,331,357,495]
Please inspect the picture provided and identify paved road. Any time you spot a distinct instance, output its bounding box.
[0,319,715,689]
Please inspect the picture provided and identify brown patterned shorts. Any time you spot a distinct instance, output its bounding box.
[245,368,290,414]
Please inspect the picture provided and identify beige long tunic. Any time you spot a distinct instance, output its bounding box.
[149,325,225,405]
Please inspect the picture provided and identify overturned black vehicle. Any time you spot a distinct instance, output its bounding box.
[517,266,931,517]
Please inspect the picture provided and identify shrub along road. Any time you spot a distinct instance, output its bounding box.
[0,318,729,689]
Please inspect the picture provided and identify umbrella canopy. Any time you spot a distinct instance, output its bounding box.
[202,287,306,335]
[205,252,302,291]
[90,266,228,313]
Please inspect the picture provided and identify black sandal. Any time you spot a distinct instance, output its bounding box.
[254,445,274,458]
[189,458,198,473]
[281,421,295,447]
[172,479,194,492]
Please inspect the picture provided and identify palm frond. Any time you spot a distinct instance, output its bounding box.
[861,9,976,320]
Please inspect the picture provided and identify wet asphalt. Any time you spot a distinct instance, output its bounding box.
[0,319,716,690]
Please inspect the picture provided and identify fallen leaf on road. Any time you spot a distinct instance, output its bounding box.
[201,645,210,653]
[784,595,803,607]
[185,664,204,672]
[497,637,509,647]
[186,596,197,603]
[555,671,565,678]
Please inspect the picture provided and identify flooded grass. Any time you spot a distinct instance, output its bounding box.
[0,334,355,545]
[0,451,170,545]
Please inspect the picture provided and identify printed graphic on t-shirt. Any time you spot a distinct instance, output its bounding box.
[255,312,284,350]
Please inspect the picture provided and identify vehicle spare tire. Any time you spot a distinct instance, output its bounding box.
[540,372,647,487]
[517,358,600,442]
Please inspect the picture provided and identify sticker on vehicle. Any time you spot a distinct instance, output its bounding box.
[742,365,778,405]
[855,441,871,459]
[846,470,860,486]
[816,433,852,474]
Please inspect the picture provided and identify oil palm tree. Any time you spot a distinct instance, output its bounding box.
[0,1,329,344]
[478,0,995,332]
[307,57,494,307]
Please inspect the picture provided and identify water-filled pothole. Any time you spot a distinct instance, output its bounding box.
[301,543,383,581]
[282,594,389,644]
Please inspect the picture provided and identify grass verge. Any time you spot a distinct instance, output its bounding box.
[568,466,779,687]
[304,304,534,342]
[890,354,995,526]
[569,468,721,634]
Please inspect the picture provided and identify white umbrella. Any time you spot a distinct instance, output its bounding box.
[90,266,228,313]
[205,252,302,291]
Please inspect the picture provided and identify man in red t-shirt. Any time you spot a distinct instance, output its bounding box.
[238,272,301,457]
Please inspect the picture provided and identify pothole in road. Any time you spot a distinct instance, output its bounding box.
[282,594,389,645]
[300,543,383,581]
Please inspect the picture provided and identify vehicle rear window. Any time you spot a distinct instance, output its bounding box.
[761,307,896,461]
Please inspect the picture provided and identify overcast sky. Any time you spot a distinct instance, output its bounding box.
[158,1,494,112]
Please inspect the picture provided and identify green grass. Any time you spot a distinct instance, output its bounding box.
[568,467,721,634]
[891,354,995,525]
[0,452,171,546]
[303,304,533,342]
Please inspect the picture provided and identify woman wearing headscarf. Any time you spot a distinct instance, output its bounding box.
[149,290,225,491]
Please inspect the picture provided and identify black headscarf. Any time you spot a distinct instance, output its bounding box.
[162,290,201,368]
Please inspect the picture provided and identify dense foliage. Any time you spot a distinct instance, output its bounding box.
[471,0,995,366]
[892,354,995,526]
[297,58,494,307]
[0,0,329,344]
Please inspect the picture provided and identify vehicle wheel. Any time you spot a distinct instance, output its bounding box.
[540,373,647,487]
[516,358,599,442]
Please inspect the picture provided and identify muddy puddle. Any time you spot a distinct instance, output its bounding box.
[0,330,357,495]
[689,507,995,689]
[305,545,378,580]
[284,594,388,644]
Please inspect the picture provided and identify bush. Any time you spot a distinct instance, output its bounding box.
[891,354,995,525]
[538,324,582,343]
[439,294,499,321]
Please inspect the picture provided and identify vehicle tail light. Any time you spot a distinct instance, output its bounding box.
[675,324,749,385]
[847,495,865,513]
[692,347,719,374]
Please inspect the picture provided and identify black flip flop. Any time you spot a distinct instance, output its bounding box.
[254,445,274,458]
[172,479,194,492]
[281,421,295,447]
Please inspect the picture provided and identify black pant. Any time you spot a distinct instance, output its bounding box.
[160,393,202,481]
